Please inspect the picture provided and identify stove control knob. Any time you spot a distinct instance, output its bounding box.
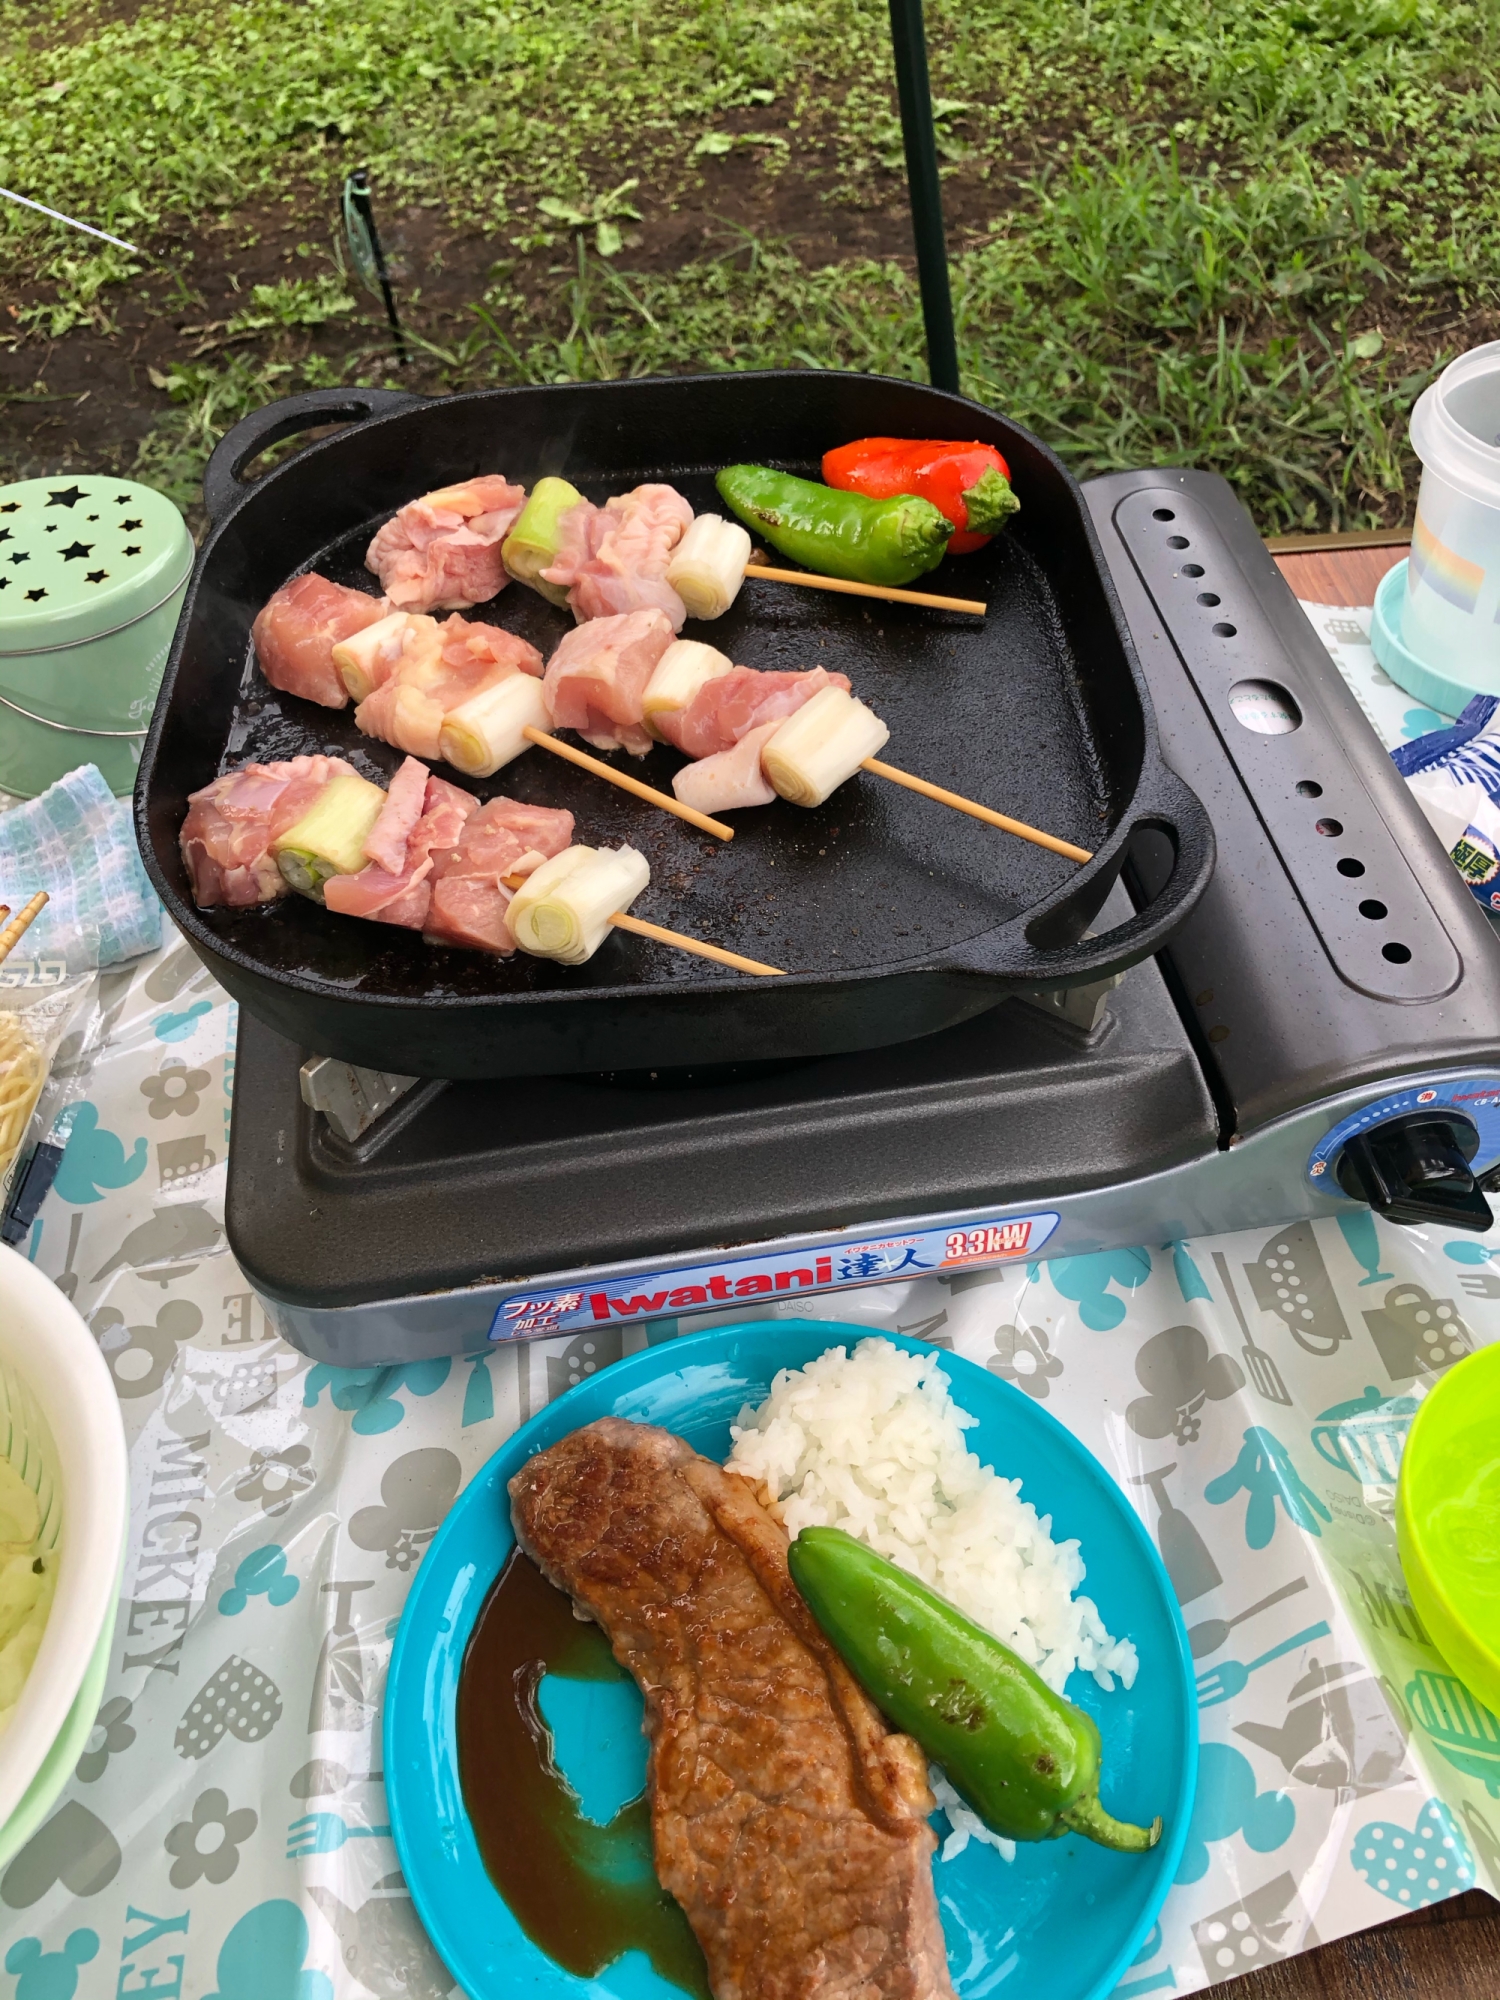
[1335,1110,1493,1232]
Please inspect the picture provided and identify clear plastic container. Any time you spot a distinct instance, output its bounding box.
[1402,341,1500,693]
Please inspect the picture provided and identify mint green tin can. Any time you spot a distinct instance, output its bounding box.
[0,475,194,798]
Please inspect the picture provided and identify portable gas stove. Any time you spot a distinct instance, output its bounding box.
[226,470,1500,1366]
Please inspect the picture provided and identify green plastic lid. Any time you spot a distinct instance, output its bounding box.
[0,475,193,656]
[1397,1342,1500,1717]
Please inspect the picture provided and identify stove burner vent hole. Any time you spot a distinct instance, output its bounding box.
[1229,680,1302,735]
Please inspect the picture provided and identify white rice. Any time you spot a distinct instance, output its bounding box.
[928,1768,1015,1863]
[727,1336,1137,1698]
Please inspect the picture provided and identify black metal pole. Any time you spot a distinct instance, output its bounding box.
[887,0,959,394]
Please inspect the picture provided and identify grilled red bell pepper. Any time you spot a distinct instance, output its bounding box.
[822,438,1019,554]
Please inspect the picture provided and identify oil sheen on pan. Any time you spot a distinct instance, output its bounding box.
[456,1544,710,1998]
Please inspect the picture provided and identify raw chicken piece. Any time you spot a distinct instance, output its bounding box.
[251,574,387,709]
[675,666,852,761]
[363,756,431,874]
[468,616,543,677]
[409,774,479,868]
[671,720,781,815]
[323,859,434,929]
[322,770,479,934]
[366,475,528,612]
[426,797,574,954]
[420,874,512,952]
[543,485,694,630]
[542,608,676,758]
[355,615,544,762]
[180,755,357,907]
[448,799,575,881]
[537,498,602,594]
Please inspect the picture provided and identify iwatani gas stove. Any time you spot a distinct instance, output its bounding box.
[226,470,1500,1366]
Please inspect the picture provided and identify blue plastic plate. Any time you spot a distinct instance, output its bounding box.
[386,1322,1196,2000]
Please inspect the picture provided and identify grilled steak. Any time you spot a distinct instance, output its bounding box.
[509,1417,957,2000]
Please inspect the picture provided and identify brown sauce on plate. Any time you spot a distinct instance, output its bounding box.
[457,1546,709,1998]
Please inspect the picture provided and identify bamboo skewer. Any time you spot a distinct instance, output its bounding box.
[607,912,784,977]
[0,892,48,966]
[521,725,733,841]
[526,722,1087,864]
[744,562,986,617]
[861,759,1093,863]
[500,876,784,977]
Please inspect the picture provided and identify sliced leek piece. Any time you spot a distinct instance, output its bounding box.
[270,769,388,901]
[761,684,891,808]
[641,639,735,739]
[502,476,585,607]
[332,611,438,701]
[665,513,752,621]
[439,671,551,777]
[508,844,650,965]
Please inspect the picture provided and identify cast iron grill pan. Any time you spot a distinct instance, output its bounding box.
[137,372,1213,1078]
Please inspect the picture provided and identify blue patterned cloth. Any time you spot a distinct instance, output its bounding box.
[0,763,160,968]
[1389,695,1500,915]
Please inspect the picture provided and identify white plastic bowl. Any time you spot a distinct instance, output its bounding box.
[0,1245,128,1833]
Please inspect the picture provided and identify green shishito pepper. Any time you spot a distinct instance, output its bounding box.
[716,464,952,588]
[788,1526,1162,1852]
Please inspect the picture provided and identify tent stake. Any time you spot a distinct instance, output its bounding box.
[343,169,408,367]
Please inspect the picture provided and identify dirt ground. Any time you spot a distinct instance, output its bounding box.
[0,103,1053,495]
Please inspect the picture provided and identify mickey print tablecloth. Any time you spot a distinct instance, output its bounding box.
[1,607,1497,2000]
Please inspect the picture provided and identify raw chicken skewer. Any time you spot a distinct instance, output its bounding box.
[665,669,1094,863]
[180,757,778,972]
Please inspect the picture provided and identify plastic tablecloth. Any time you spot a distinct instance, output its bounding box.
[2,604,1497,2000]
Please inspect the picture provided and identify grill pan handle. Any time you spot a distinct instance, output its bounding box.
[991,762,1215,988]
[202,387,428,523]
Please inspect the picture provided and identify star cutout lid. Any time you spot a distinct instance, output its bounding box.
[0,474,193,658]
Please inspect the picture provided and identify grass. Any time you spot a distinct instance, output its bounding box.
[3,0,1499,530]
